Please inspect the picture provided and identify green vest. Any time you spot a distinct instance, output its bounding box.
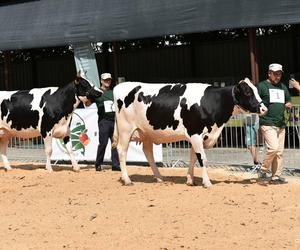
[257,80,291,128]
[94,89,115,121]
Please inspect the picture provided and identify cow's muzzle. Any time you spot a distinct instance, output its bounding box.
[86,87,102,100]
[259,102,268,115]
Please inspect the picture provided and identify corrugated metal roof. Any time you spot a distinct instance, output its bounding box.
[0,0,300,50]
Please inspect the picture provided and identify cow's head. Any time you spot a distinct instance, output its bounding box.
[233,78,268,115]
[74,71,103,106]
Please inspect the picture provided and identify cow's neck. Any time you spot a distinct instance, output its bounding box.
[54,82,79,110]
[201,86,236,126]
[220,86,237,118]
[182,86,237,137]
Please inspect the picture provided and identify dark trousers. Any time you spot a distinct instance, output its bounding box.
[95,119,120,167]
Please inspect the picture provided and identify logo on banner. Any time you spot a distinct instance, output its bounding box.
[56,112,90,156]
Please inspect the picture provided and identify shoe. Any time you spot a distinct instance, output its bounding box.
[257,170,268,181]
[95,165,102,171]
[112,165,121,171]
[251,162,261,172]
[269,175,288,184]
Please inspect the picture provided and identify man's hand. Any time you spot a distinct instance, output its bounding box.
[289,79,300,91]
[285,101,293,110]
[84,99,93,107]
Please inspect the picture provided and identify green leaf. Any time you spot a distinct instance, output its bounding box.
[72,125,86,133]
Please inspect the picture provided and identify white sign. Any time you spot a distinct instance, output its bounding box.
[269,89,285,103]
[104,100,115,112]
[74,43,100,88]
[51,108,163,163]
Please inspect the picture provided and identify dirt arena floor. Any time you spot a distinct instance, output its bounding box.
[0,162,299,250]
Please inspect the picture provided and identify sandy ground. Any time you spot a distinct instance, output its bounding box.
[0,163,299,250]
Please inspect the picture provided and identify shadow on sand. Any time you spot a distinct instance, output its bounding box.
[129,174,257,186]
[0,163,94,172]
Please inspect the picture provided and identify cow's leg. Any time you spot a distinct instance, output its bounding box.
[63,136,79,172]
[186,147,197,186]
[143,140,163,182]
[0,139,12,171]
[117,129,134,186]
[196,151,211,188]
[118,140,131,185]
[190,137,212,187]
[43,136,53,172]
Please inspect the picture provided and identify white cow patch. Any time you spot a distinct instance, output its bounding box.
[29,87,58,110]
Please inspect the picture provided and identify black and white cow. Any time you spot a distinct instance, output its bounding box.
[113,78,267,187]
[0,71,102,172]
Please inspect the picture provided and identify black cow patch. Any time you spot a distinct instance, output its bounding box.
[1,90,40,130]
[63,136,70,144]
[40,83,77,137]
[180,86,234,136]
[39,89,52,108]
[124,86,141,108]
[138,92,152,104]
[117,99,123,112]
[146,84,186,130]
[196,153,203,167]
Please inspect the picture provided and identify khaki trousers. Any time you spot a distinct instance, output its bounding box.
[260,125,285,176]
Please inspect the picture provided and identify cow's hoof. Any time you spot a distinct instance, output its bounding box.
[124,182,134,186]
[203,182,212,188]
[4,166,12,172]
[73,168,80,173]
[119,177,133,186]
[186,181,195,186]
[155,177,164,183]
[186,177,195,186]
[46,169,54,173]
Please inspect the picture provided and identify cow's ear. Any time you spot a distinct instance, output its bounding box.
[244,77,252,84]
[74,76,80,85]
[234,81,241,95]
[74,71,82,85]
[77,70,86,78]
[236,79,252,96]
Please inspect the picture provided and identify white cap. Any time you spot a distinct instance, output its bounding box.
[101,73,112,80]
[268,63,283,72]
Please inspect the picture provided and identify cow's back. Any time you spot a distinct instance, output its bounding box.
[0,87,58,138]
[114,82,153,128]
[113,81,211,143]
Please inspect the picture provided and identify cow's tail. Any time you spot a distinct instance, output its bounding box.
[112,120,119,149]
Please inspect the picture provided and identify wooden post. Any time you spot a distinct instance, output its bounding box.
[249,28,259,84]
[102,42,110,73]
[112,41,120,85]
